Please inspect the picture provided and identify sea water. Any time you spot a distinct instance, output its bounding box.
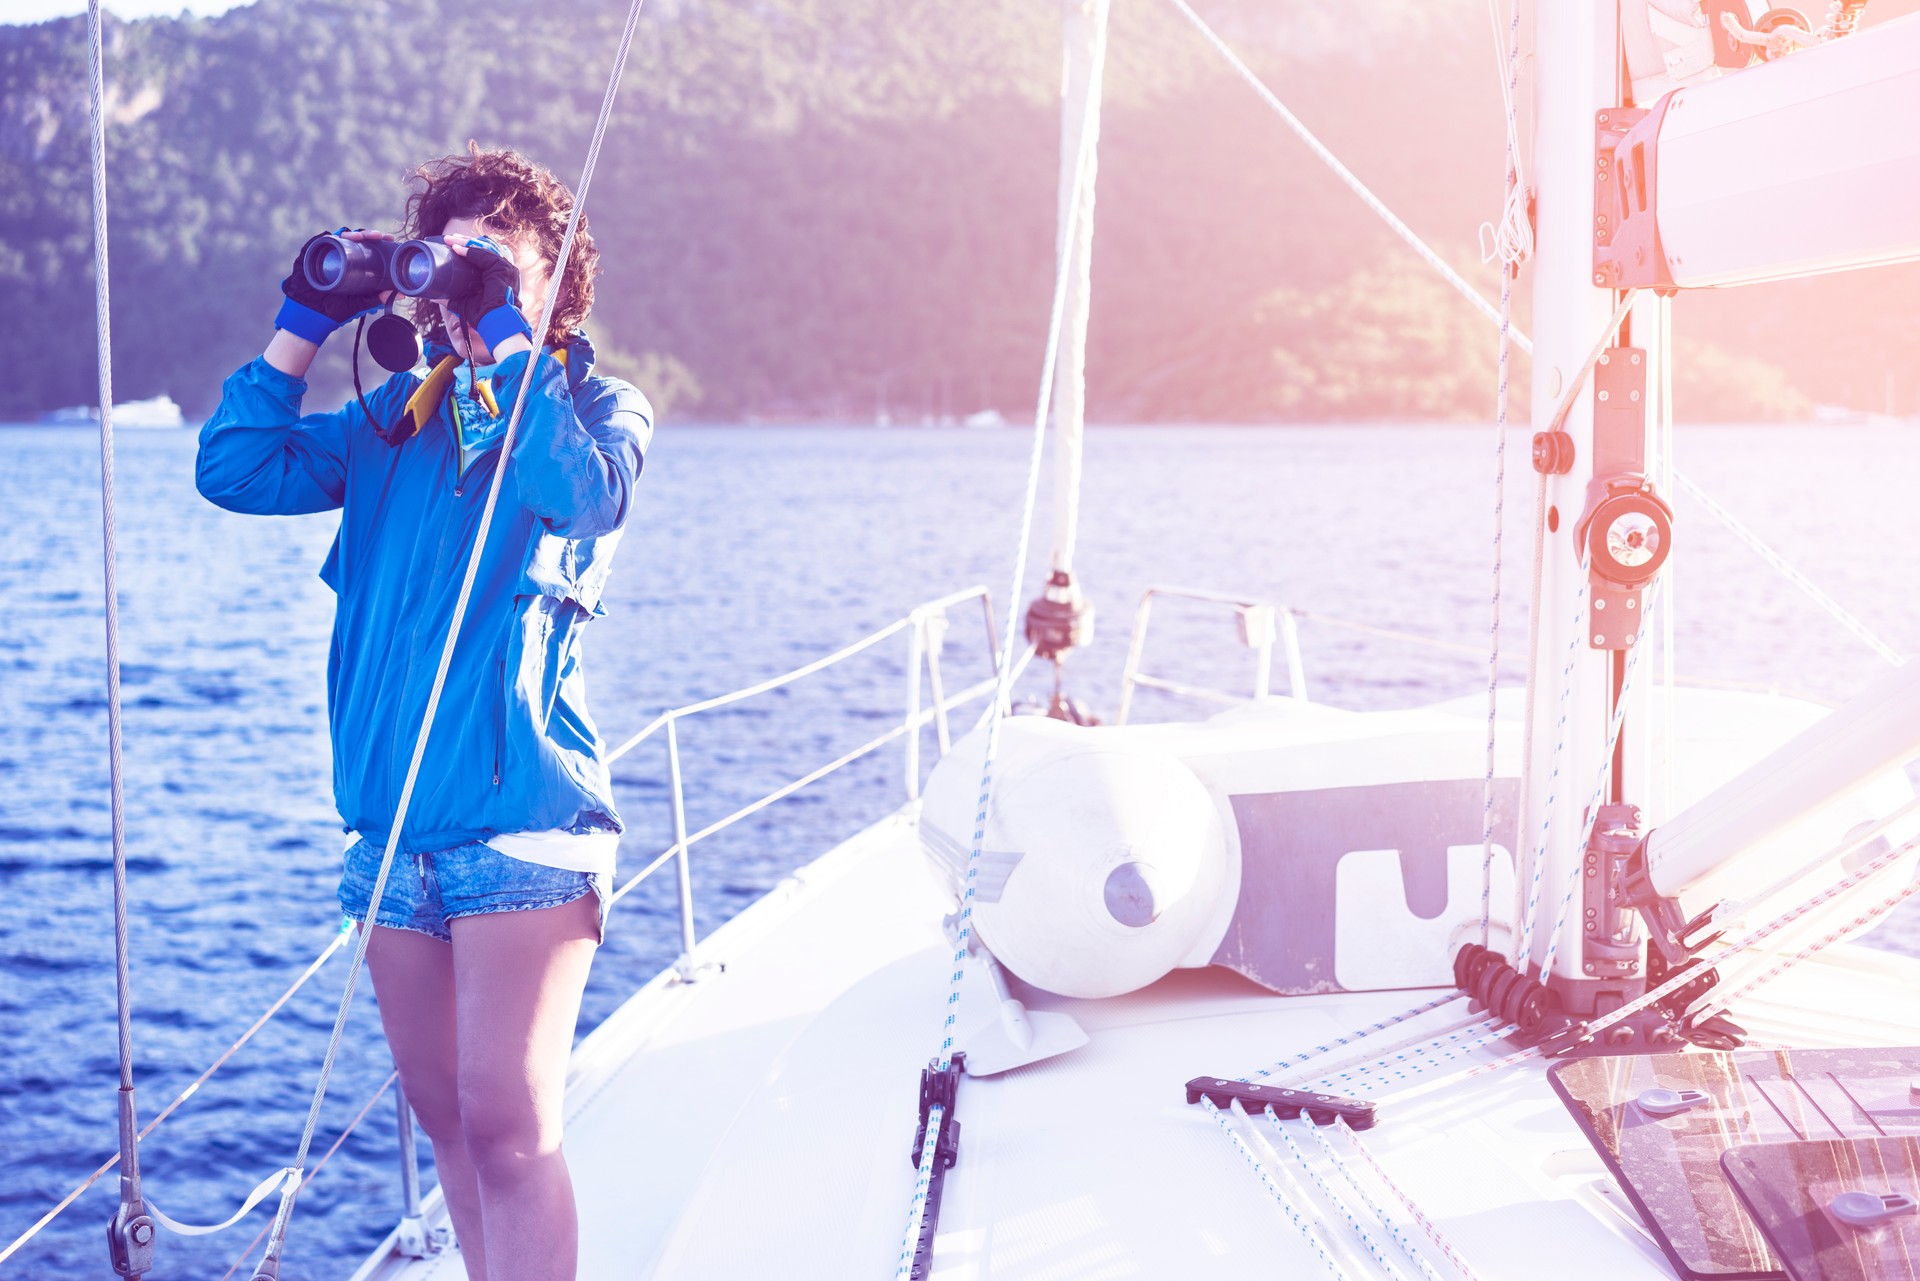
[4,421,1919,1278]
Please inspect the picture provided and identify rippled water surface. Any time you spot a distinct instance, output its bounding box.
[5,421,1920,1279]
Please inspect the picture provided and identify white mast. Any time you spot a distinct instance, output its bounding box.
[1524,0,1666,992]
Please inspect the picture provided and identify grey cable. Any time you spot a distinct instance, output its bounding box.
[87,3,153,1276]
[251,1,650,1274]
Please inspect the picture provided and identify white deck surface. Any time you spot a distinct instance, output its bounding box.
[352,805,1920,1281]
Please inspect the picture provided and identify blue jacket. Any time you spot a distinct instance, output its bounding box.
[196,333,652,855]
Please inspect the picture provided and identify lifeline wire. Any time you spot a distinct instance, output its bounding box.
[250,1,651,1274]
[0,926,349,1265]
[891,7,1112,1274]
[84,2,151,1271]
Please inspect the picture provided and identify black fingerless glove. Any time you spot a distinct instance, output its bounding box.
[445,237,535,353]
[275,230,385,345]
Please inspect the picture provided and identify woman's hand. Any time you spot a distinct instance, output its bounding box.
[445,236,535,360]
[268,228,398,376]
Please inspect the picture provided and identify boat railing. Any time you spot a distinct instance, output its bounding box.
[0,586,1014,1273]
[1116,585,1307,725]
[597,583,1005,974]
[385,585,1015,1257]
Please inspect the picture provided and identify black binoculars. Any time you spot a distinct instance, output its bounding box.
[301,232,480,301]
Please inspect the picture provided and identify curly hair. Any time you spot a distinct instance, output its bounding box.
[403,143,599,347]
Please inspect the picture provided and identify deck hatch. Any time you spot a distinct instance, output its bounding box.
[1550,1048,1920,1280]
[1723,1136,1920,1281]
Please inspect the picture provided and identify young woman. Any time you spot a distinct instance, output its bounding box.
[196,145,652,1281]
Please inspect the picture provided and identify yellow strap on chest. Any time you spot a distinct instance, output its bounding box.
[392,348,568,444]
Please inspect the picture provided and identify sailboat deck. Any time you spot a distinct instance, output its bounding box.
[350,806,1920,1281]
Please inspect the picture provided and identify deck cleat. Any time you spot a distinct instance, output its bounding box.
[1183,1077,1378,1131]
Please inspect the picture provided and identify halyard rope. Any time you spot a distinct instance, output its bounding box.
[1254,1110,1411,1281]
[250,0,651,1273]
[1478,0,1533,276]
[1477,0,1524,949]
[1201,1099,1354,1278]
[1293,1015,1504,1094]
[1335,1121,1488,1281]
[84,3,151,1269]
[1536,583,1657,978]
[1243,993,1465,1082]
[1302,1121,1455,1281]
[1380,832,1920,1108]
[892,5,1112,1274]
[1687,871,1920,1026]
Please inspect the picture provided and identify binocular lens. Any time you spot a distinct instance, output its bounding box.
[301,234,396,295]
[388,240,477,301]
[310,243,346,290]
[394,245,434,295]
[300,231,478,300]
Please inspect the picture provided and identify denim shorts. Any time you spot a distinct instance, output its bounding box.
[338,837,610,945]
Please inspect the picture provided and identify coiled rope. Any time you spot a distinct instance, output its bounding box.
[247,1,651,1274]
[891,6,1112,1274]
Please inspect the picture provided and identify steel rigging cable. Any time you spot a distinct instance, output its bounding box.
[83,1,157,1273]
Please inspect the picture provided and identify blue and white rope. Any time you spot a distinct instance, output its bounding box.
[1275,1012,1491,1092]
[1200,1099,1354,1279]
[1510,582,1589,966]
[1537,590,1657,978]
[1301,1122,1451,1281]
[1477,0,1525,951]
[1300,1019,1515,1095]
[1263,1112,1414,1281]
[891,7,1112,1274]
[1244,992,1465,1082]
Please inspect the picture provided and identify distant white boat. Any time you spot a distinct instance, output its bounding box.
[1812,403,1905,428]
[961,408,1005,429]
[37,394,185,429]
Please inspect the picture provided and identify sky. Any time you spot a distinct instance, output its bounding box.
[3,0,255,23]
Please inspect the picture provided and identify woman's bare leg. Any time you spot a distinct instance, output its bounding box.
[451,894,599,1281]
[363,925,490,1281]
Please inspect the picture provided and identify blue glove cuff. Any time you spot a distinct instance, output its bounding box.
[275,297,340,345]
[476,303,534,353]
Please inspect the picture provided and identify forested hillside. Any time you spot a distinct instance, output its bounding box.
[3,0,1916,422]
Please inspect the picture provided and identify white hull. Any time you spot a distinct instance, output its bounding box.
[350,691,1920,1281]
[349,796,1920,1280]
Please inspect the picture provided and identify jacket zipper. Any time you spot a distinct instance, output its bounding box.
[494,659,506,788]
[389,413,468,818]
